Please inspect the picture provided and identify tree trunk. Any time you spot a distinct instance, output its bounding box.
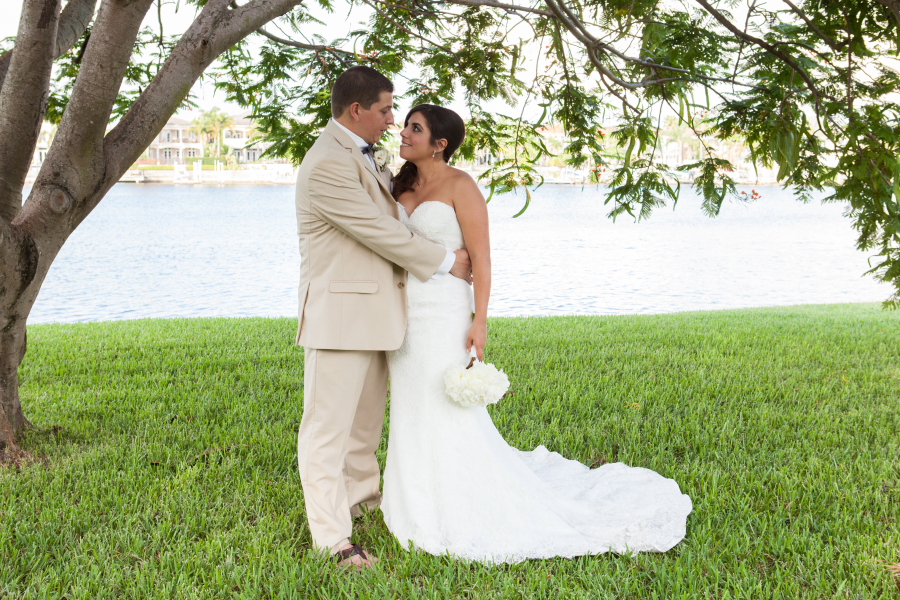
[0,313,29,452]
[0,209,52,453]
[0,0,304,452]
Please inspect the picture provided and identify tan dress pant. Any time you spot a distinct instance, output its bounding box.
[297,348,388,554]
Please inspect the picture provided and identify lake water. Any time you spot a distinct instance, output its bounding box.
[28,183,887,324]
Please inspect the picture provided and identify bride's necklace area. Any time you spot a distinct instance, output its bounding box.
[416,162,445,188]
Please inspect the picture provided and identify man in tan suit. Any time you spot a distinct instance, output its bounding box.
[295,66,471,567]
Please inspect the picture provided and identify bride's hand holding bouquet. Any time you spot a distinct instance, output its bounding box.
[466,320,487,361]
[444,323,509,409]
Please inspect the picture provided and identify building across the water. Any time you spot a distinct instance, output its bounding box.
[145,116,202,164]
[144,113,271,165]
[27,115,786,185]
[30,122,55,170]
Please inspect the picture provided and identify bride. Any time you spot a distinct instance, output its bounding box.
[382,104,693,563]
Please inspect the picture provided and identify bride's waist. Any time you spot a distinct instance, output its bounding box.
[409,273,470,290]
[408,274,473,307]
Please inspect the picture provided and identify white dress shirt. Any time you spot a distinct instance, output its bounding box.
[331,119,455,278]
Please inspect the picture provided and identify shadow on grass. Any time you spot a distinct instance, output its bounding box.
[0,445,40,469]
[2,421,98,472]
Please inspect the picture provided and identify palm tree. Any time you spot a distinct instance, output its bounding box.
[188,117,209,158]
[205,107,234,158]
[190,107,235,158]
[662,117,700,165]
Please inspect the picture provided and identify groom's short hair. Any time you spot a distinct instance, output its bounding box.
[331,66,394,118]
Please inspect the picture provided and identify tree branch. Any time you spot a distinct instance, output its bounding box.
[544,0,681,89]
[0,0,98,95]
[360,0,454,53]
[779,0,843,52]
[217,0,304,48]
[354,0,442,18]
[874,0,900,27]
[443,0,552,17]
[55,0,98,57]
[18,0,156,234]
[731,0,755,82]
[0,0,62,223]
[551,0,685,75]
[97,0,303,202]
[0,55,8,94]
[256,27,356,56]
[692,0,828,101]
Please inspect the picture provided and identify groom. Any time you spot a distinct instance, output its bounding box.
[294,66,471,568]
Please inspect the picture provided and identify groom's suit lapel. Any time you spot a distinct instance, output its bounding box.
[324,121,394,204]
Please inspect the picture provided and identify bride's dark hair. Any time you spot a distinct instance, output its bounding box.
[392,104,466,200]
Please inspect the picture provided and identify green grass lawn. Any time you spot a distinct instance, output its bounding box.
[1,303,898,599]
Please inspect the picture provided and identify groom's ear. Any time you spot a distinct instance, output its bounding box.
[346,102,363,122]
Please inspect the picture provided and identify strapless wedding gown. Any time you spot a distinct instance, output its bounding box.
[383,201,692,563]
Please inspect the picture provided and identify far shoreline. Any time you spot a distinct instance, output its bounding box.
[25,301,890,328]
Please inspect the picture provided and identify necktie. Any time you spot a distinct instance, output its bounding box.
[361,144,375,155]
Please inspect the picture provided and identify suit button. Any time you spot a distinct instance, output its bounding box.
[398,282,405,288]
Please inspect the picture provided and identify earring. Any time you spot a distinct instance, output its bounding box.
[433,151,438,159]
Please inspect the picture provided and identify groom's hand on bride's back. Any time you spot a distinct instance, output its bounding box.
[450,249,473,284]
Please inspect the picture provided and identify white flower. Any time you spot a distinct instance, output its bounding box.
[373,148,390,170]
[443,360,510,408]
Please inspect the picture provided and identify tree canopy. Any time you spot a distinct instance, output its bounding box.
[215,0,900,306]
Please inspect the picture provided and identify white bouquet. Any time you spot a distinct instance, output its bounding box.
[443,350,510,408]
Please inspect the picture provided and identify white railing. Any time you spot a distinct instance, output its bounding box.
[145,163,297,184]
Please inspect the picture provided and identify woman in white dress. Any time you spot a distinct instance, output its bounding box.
[382,104,692,564]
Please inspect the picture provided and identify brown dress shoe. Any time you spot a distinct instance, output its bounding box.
[335,544,375,569]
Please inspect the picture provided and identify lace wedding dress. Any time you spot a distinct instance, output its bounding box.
[383,201,692,563]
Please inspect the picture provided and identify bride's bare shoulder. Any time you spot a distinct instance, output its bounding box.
[447,166,477,184]
[447,167,484,201]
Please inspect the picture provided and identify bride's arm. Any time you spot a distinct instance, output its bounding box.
[452,172,492,360]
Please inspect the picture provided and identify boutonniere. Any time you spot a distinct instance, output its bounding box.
[372,147,390,172]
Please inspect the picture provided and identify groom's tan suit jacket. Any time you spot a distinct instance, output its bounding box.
[295,120,447,350]
[295,120,449,554]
